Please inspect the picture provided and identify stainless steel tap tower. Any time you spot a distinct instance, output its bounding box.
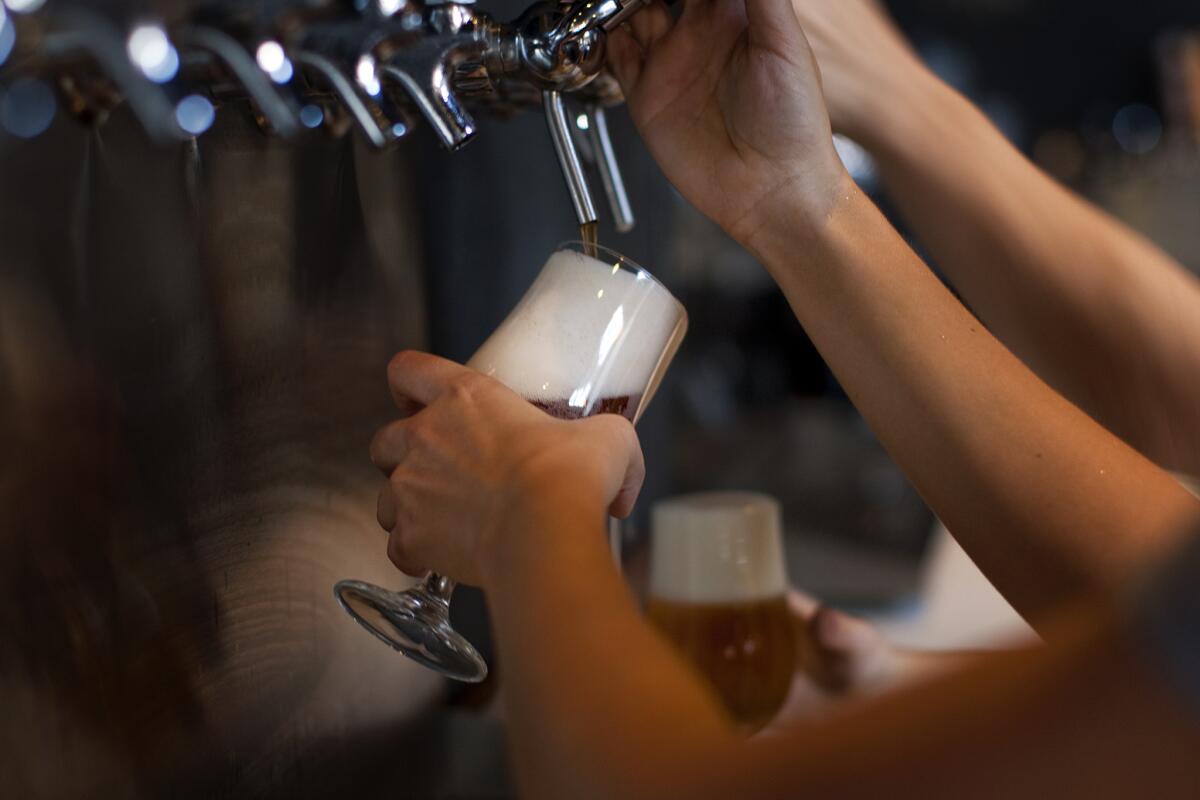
[0,0,639,230]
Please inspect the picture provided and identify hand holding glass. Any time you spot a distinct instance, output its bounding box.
[335,242,688,681]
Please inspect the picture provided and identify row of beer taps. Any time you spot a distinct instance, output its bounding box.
[0,0,644,230]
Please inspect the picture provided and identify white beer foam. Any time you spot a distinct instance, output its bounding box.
[650,492,788,604]
[468,249,683,403]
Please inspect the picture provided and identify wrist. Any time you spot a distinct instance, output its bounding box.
[740,168,860,268]
[478,472,608,591]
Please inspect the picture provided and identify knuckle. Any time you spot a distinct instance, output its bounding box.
[368,427,390,466]
[449,372,485,398]
[387,349,420,381]
[595,413,637,446]
[612,414,637,440]
[404,421,431,450]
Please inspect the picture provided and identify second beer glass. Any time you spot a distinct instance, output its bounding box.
[646,492,796,731]
[335,242,688,682]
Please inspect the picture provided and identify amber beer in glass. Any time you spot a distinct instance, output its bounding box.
[647,492,796,731]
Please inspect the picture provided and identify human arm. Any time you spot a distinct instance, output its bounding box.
[372,353,1200,799]
[791,0,1200,475]
[748,181,1199,619]
[608,0,1200,620]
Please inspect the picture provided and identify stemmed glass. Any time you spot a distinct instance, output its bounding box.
[334,242,688,682]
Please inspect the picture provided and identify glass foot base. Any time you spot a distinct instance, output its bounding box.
[334,579,488,683]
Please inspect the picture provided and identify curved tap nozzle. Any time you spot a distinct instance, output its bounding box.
[293,49,390,148]
[376,34,485,151]
[492,0,637,231]
[33,9,182,142]
[177,27,301,138]
[542,89,635,232]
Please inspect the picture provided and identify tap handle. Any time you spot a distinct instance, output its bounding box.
[543,89,597,228]
[584,103,633,232]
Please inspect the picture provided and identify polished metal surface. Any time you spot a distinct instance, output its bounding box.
[0,104,451,796]
[335,577,489,683]
[543,88,596,227]
[587,103,633,233]
[0,0,639,227]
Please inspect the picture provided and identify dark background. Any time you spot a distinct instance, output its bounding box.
[1,0,1197,796]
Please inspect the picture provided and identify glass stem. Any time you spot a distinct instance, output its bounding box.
[421,572,455,605]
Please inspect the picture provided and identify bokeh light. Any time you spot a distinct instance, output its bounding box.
[127,24,179,84]
[833,134,877,188]
[1,77,55,138]
[4,0,47,13]
[1112,103,1163,156]
[0,6,14,67]
[356,55,381,97]
[255,41,294,84]
[299,104,324,129]
[174,94,215,136]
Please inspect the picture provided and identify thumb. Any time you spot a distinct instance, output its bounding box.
[582,414,645,518]
[608,427,646,519]
[795,605,893,693]
[607,26,645,95]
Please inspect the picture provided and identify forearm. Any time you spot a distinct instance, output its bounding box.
[482,491,739,800]
[749,599,1200,797]
[747,183,1200,621]
[865,74,1200,474]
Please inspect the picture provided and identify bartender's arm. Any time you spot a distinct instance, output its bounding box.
[788,0,1200,478]
[373,351,1200,800]
[606,0,1200,620]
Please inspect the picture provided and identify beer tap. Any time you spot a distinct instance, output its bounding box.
[584,100,633,232]
[543,88,595,228]
[292,48,392,147]
[374,21,487,151]
[490,0,643,231]
[0,0,647,229]
[176,26,301,138]
[293,0,479,149]
[20,7,185,142]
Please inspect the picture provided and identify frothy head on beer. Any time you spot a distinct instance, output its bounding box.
[649,492,787,603]
[468,248,684,413]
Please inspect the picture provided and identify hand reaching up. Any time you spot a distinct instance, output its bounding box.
[608,0,849,245]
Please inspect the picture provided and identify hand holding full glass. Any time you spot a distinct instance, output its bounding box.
[335,242,687,681]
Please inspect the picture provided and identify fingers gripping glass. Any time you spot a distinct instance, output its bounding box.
[334,243,688,682]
